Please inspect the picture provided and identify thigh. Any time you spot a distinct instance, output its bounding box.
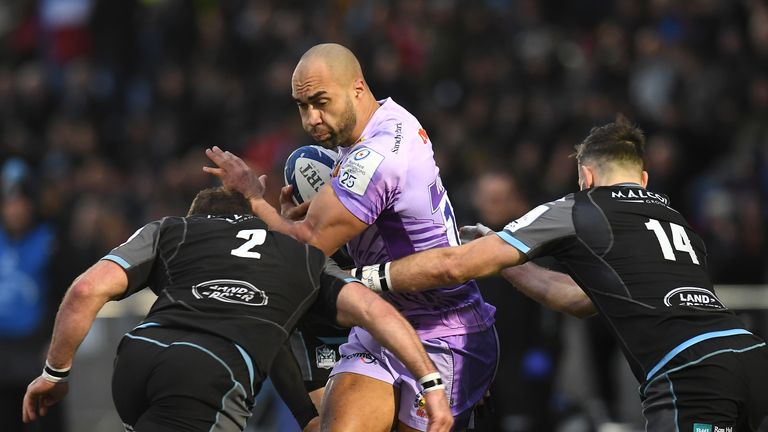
[114,327,255,432]
[323,328,398,431]
[396,327,499,431]
[643,361,742,432]
[743,344,768,430]
[321,372,397,432]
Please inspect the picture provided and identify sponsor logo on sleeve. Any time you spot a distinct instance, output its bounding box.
[418,128,429,144]
[391,122,403,153]
[663,287,725,309]
[192,279,268,306]
[315,345,337,369]
[337,147,384,196]
[504,204,550,233]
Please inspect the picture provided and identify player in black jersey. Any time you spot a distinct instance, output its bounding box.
[353,116,768,431]
[21,187,453,432]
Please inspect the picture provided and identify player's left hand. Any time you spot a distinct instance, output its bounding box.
[279,185,311,220]
[22,377,69,423]
[423,389,454,432]
[203,146,267,201]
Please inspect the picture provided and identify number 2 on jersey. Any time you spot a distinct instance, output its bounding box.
[231,229,267,259]
[644,219,699,264]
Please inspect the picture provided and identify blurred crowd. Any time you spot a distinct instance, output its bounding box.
[1,0,767,431]
[0,0,766,283]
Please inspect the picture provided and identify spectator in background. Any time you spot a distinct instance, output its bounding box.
[468,170,564,432]
[0,159,65,432]
[0,0,766,428]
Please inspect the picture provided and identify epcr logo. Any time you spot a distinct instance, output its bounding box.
[353,148,371,160]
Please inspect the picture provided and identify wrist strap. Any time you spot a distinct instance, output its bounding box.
[352,263,392,293]
[42,362,70,384]
[418,372,445,394]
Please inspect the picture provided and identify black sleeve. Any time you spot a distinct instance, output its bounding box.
[307,258,357,326]
[269,342,318,429]
[496,194,576,259]
[100,219,163,298]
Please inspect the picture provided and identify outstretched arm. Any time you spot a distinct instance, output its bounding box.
[353,234,526,293]
[501,262,596,318]
[22,260,128,423]
[334,282,453,432]
[204,147,366,255]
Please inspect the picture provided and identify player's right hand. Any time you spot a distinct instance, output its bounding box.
[22,377,69,423]
[280,185,311,220]
[203,146,267,201]
[459,223,492,244]
[423,388,453,432]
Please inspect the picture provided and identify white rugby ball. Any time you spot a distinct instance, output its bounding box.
[284,145,339,204]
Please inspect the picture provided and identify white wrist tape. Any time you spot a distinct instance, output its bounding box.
[351,262,392,293]
[418,372,445,394]
[42,361,70,383]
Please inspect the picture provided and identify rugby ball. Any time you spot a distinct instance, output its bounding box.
[284,145,338,204]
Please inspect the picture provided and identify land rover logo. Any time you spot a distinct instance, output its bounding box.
[663,287,724,309]
[192,279,268,306]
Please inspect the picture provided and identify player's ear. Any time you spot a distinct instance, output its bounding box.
[640,170,649,188]
[352,78,365,98]
[578,165,593,190]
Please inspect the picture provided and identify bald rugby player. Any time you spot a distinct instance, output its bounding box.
[205,43,497,431]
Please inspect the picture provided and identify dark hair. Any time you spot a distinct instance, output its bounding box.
[187,187,253,216]
[573,114,645,170]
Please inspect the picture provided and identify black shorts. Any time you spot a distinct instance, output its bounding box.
[112,325,260,432]
[642,335,768,431]
[289,325,349,392]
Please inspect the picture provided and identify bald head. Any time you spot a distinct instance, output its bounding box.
[291,43,379,149]
[295,43,364,86]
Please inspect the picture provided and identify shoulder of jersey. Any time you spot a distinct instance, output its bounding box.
[362,117,429,158]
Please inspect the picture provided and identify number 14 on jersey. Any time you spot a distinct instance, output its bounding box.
[645,218,700,264]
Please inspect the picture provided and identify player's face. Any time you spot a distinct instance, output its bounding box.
[292,70,358,149]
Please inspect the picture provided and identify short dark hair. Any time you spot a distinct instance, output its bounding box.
[187,187,253,216]
[574,114,645,171]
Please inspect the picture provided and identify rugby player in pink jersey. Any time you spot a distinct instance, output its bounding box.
[205,43,496,432]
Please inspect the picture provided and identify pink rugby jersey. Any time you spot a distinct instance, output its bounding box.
[330,98,495,339]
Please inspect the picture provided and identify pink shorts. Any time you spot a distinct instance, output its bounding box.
[329,326,499,430]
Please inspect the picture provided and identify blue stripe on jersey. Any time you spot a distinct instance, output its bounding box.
[645,328,752,381]
[344,277,359,284]
[641,342,766,397]
[234,343,255,397]
[103,254,131,269]
[496,231,531,254]
[133,322,160,330]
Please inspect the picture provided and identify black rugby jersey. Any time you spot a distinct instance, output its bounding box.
[102,214,351,376]
[498,184,747,384]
